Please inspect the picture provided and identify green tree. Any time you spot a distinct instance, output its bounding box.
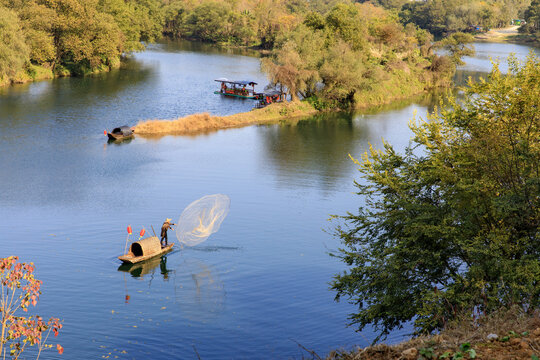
[46,0,124,73]
[17,3,57,64]
[261,33,319,101]
[183,1,231,43]
[331,55,540,340]
[0,6,29,82]
[522,0,540,33]
[435,32,475,66]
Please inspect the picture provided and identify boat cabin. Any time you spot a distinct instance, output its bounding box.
[118,236,174,264]
[107,125,134,141]
[214,78,258,99]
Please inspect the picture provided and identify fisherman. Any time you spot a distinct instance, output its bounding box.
[160,218,175,247]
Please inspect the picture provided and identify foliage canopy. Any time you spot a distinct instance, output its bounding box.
[400,0,530,37]
[262,2,473,108]
[331,55,540,340]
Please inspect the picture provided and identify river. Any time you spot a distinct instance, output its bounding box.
[0,40,538,359]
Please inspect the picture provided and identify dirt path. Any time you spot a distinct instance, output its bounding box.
[474,25,520,41]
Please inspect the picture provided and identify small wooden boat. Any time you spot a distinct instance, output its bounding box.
[107,125,134,141]
[214,78,260,99]
[118,236,174,264]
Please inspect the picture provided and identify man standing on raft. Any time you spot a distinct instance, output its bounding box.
[160,218,175,247]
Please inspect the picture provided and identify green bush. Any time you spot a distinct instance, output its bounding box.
[331,54,540,341]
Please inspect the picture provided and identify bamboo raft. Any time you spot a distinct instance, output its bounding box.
[118,236,174,264]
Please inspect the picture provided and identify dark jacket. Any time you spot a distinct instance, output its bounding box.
[161,222,174,237]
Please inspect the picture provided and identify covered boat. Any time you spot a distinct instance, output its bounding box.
[255,90,285,108]
[107,125,134,141]
[118,236,174,264]
[214,78,259,99]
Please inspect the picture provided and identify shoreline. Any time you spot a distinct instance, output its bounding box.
[472,25,539,46]
[0,58,122,88]
[325,308,540,359]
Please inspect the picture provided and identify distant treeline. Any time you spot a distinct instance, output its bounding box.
[519,0,540,41]
[398,0,531,37]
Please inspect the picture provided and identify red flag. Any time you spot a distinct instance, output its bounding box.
[139,228,145,238]
[127,225,132,235]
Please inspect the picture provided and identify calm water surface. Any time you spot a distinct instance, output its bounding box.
[0,40,535,359]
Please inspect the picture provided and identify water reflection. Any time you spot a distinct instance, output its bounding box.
[0,59,153,131]
[107,136,135,145]
[173,258,225,322]
[156,39,261,58]
[459,42,540,73]
[118,256,226,321]
[117,255,172,279]
[257,113,367,189]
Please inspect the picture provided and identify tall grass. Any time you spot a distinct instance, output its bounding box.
[133,101,317,135]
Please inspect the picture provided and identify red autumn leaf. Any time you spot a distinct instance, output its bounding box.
[139,228,145,237]
[127,225,132,235]
[103,130,107,135]
[57,344,63,355]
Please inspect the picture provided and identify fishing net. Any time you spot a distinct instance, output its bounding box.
[176,194,230,246]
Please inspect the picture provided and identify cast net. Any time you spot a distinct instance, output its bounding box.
[176,194,231,246]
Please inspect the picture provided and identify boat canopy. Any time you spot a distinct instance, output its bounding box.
[130,236,161,257]
[214,78,257,86]
[111,125,133,136]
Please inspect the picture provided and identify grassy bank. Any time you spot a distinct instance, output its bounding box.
[0,64,54,87]
[0,59,121,88]
[324,308,540,360]
[133,101,318,136]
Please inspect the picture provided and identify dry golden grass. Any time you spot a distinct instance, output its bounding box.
[133,101,317,136]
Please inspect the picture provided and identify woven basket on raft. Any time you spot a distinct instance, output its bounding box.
[129,236,162,257]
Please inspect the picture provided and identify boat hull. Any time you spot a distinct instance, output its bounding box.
[118,243,174,264]
[214,91,257,100]
[107,133,134,141]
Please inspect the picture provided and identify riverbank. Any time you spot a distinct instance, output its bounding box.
[0,64,53,87]
[0,59,120,88]
[472,25,540,47]
[473,26,540,47]
[474,26,520,42]
[325,308,540,359]
[134,101,318,135]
